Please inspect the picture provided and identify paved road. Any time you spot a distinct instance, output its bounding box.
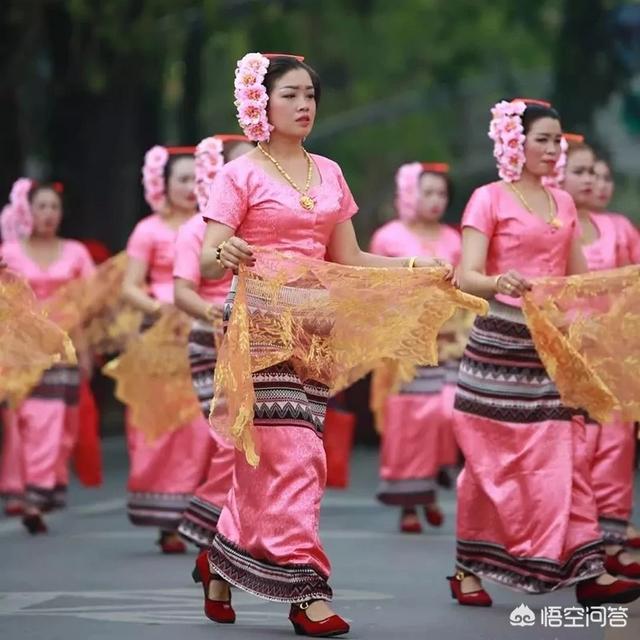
[1,438,638,640]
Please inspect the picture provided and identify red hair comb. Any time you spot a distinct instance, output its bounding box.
[263,53,305,62]
[166,146,196,155]
[421,162,450,174]
[564,133,585,144]
[512,98,552,108]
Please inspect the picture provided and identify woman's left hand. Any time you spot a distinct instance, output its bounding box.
[415,257,454,281]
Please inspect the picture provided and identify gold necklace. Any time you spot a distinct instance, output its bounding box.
[509,182,562,229]
[257,143,315,210]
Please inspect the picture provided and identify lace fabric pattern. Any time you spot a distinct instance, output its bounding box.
[210,249,489,466]
[0,270,76,406]
[522,264,640,424]
[103,306,202,440]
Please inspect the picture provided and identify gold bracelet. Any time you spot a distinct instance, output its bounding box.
[494,274,503,293]
[215,240,227,266]
[407,256,418,271]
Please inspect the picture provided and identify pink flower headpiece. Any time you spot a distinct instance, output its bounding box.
[0,177,34,242]
[141,145,196,211]
[234,52,305,142]
[395,162,449,222]
[488,99,552,182]
[194,134,249,211]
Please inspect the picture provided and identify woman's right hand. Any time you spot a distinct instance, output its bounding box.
[495,270,532,298]
[218,236,255,271]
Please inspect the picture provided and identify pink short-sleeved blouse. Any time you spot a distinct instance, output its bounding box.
[2,239,96,300]
[173,214,232,305]
[126,214,180,303]
[582,213,629,271]
[370,220,461,265]
[602,212,640,265]
[462,181,580,306]
[202,154,358,259]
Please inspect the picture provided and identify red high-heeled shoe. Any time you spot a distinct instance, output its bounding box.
[400,508,422,534]
[626,535,640,549]
[604,550,640,579]
[425,505,444,528]
[22,513,47,535]
[289,602,350,637]
[191,550,236,624]
[447,571,492,607]
[576,576,640,606]
[157,531,187,554]
[4,500,24,517]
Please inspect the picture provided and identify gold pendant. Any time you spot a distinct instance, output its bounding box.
[550,217,563,230]
[300,195,315,210]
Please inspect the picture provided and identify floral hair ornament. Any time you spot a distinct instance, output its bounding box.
[488,98,552,182]
[234,52,305,142]
[141,145,195,211]
[0,177,34,242]
[194,134,249,211]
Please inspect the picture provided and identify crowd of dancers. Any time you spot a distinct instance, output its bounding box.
[1,51,640,638]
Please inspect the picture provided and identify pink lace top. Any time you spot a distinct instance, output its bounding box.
[602,212,640,264]
[126,213,180,303]
[2,239,95,300]
[462,181,580,307]
[582,213,630,271]
[370,220,461,265]
[173,214,232,305]
[202,153,358,259]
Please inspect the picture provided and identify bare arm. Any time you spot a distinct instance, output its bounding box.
[174,277,221,323]
[122,257,161,315]
[459,227,530,299]
[328,220,452,273]
[567,236,588,275]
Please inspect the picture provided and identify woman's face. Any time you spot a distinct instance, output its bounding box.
[166,157,196,212]
[563,148,596,209]
[267,69,316,139]
[592,160,614,211]
[30,189,62,238]
[523,117,563,177]
[415,173,449,223]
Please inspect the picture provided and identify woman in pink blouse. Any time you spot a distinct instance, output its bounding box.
[452,99,640,608]
[121,147,212,554]
[371,162,461,534]
[592,157,640,264]
[0,181,95,534]
[174,134,253,549]
[197,53,452,637]
[561,141,640,577]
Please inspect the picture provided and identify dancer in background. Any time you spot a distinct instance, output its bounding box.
[592,156,640,265]
[371,161,460,533]
[175,133,252,548]
[121,146,211,553]
[0,179,95,533]
[561,137,639,578]
[451,99,640,607]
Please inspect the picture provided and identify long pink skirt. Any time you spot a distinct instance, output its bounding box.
[209,363,332,603]
[454,303,604,593]
[377,366,447,506]
[178,320,235,547]
[587,418,636,544]
[126,413,212,530]
[0,410,25,500]
[0,365,80,509]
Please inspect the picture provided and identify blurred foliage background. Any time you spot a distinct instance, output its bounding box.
[2,0,639,250]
